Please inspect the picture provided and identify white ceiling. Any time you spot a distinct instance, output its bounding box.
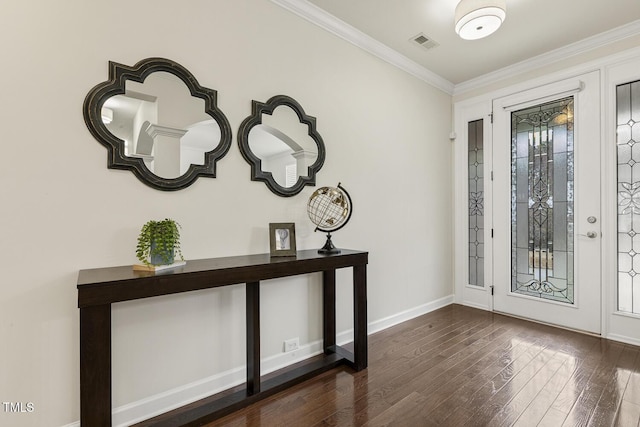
[278,0,640,90]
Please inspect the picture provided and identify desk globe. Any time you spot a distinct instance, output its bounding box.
[307,183,353,254]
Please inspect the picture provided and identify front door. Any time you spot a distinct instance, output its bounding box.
[492,72,601,334]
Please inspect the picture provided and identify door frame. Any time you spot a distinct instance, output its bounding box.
[452,72,606,333]
[491,72,602,334]
[454,48,640,345]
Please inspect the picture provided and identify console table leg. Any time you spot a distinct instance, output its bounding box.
[246,281,260,395]
[80,304,112,426]
[353,265,368,371]
[323,269,336,354]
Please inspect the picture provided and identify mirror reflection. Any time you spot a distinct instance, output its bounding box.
[238,95,326,197]
[83,58,232,191]
[248,105,318,188]
[102,72,221,179]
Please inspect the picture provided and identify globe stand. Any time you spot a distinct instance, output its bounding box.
[318,233,340,255]
[308,183,352,255]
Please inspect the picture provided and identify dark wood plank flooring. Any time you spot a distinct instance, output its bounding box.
[204,304,640,426]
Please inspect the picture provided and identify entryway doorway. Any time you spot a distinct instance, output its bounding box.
[457,71,602,334]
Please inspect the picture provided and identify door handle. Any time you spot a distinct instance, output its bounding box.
[579,231,598,238]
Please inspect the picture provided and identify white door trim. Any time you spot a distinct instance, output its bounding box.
[491,71,602,335]
[453,101,493,310]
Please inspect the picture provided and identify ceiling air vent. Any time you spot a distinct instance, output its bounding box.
[410,33,439,50]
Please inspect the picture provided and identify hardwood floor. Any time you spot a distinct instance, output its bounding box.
[206,304,640,426]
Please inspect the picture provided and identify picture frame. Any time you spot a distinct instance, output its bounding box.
[269,222,297,257]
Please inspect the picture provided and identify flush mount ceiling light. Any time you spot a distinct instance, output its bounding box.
[455,0,506,40]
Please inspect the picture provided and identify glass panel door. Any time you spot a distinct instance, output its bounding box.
[511,98,575,303]
[492,72,601,334]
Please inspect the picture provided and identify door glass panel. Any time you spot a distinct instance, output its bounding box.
[468,119,484,287]
[511,97,575,303]
[617,80,640,314]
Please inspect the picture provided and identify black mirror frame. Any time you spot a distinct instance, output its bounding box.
[237,95,326,197]
[83,57,232,191]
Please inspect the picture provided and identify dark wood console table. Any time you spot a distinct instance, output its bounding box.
[77,249,368,426]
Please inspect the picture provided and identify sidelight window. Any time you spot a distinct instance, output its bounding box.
[617,80,640,314]
[468,119,485,287]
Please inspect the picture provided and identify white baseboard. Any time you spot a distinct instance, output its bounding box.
[368,294,455,335]
[113,367,247,426]
[333,294,455,345]
[65,296,455,427]
[260,339,325,375]
[606,333,640,347]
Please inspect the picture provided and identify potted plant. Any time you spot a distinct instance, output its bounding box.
[136,218,183,266]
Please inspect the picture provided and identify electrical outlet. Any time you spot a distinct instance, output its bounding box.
[283,337,299,353]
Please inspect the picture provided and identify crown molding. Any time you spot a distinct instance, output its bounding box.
[270,0,455,95]
[453,19,640,96]
[272,1,640,99]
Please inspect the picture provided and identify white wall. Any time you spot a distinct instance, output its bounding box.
[0,1,453,425]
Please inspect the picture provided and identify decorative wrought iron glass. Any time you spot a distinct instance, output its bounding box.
[617,80,640,314]
[468,119,484,287]
[511,97,575,303]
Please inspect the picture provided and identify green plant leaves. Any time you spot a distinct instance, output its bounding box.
[136,218,183,266]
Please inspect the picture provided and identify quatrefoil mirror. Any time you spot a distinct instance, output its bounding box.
[238,95,326,197]
[83,57,232,191]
